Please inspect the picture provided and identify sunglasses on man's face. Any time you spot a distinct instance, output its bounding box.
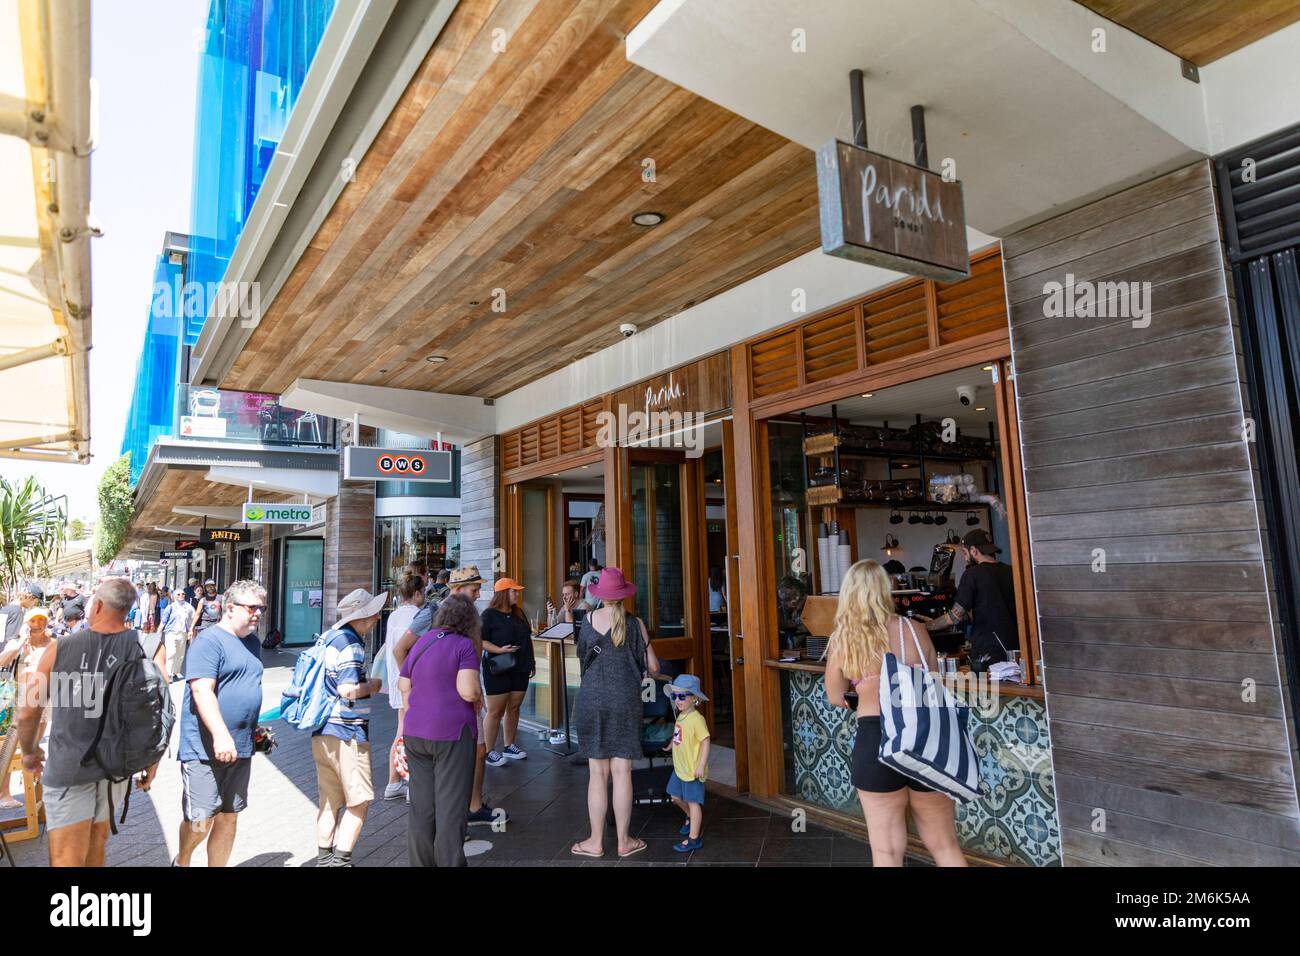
[233,603,267,613]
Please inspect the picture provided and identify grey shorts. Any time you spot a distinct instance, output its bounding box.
[44,779,131,830]
[182,758,252,821]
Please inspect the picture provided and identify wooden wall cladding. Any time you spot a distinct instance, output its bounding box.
[1076,0,1300,66]
[747,247,1008,401]
[1004,160,1300,866]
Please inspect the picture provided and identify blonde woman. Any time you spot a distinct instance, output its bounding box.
[824,560,967,867]
[570,567,660,859]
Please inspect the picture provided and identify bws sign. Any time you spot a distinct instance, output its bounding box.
[343,445,453,483]
[242,503,313,524]
[816,139,969,282]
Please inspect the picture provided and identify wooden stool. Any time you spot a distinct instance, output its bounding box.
[1,740,44,844]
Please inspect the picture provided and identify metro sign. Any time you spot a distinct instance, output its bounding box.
[242,503,313,524]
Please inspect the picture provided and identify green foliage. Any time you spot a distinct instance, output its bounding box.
[94,453,134,567]
[0,475,67,592]
[69,518,86,541]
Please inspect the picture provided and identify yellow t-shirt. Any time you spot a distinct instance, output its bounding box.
[671,708,710,781]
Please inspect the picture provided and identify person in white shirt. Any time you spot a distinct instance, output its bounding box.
[381,570,425,801]
[160,587,196,682]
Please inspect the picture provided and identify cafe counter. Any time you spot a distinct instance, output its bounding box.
[769,659,1062,866]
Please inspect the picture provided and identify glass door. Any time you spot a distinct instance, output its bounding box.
[282,537,324,645]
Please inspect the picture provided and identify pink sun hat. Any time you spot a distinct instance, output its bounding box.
[586,566,637,601]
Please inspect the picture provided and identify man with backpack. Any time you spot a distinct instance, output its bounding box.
[17,577,171,866]
[174,580,266,867]
[308,588,385,867]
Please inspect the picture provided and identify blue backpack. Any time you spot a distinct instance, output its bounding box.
[279,631,337,731]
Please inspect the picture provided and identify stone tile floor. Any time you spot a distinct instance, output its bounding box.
[2,648,873,867]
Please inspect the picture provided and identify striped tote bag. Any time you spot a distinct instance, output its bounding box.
[876,619,981,802]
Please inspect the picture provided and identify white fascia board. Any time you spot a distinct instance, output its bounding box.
[206,465,339,499]
[495,234,997,432]
[281,378,497,444]
[189,0,398,386]
[1201,20,1300,154]
[375,497,462,518]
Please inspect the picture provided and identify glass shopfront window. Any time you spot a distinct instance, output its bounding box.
[376,517,461,593]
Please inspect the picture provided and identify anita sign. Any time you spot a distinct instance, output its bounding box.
[816,139,969,282]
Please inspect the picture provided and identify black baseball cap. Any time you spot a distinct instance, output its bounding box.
[961,529,1001,555]
[22,580,45,602]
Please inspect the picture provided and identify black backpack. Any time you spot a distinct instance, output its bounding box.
[261,628,283,649]
[81,630,175,830]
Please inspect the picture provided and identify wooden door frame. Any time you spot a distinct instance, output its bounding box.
[721,418,749,790]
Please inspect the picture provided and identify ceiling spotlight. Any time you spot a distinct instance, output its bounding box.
[975,406,987,411]
[425,355,447,363]
[631,211,665,227]
[982,365,994,371]
[861,392,873,398]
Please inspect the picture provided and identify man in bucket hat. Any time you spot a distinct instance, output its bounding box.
[312,588,386,866]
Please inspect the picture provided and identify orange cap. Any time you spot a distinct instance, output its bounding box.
[493,578,525,592]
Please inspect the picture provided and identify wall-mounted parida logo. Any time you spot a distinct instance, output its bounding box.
[593,372,706,458]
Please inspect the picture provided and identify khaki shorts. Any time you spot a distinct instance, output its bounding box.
[44,778,130,830]
[312,735,374,809]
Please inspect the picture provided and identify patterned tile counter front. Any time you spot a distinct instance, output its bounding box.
[781,669,1061,866]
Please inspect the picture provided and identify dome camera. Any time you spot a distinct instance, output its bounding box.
[957,385,976,407]
[619,323,638,338]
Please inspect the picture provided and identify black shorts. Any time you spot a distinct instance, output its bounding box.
[482,664,530,696]
[850,716,934,794]
[182,757,252,820]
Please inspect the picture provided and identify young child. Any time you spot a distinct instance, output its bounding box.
[664,675,710,852]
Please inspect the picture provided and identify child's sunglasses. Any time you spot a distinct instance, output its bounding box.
[669,692,693,700]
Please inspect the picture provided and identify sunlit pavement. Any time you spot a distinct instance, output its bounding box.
[3,649,873,867]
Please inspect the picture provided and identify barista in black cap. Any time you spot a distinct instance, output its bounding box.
[915,529,1017,669]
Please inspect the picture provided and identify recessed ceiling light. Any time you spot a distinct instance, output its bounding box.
[982,365,994,371]
[975,406,986,411]
[425,355,447,363]
[631,211,665,227]
[861,392,873,398]
[581,465,590,469]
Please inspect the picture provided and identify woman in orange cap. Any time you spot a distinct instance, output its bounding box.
[480,578,534,767]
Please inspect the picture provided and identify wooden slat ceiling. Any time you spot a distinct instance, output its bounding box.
[124,469,293,551]
[1075,0,1300,65]
[223,0,820,400]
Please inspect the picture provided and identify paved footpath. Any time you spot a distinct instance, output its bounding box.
[5,649,874,867]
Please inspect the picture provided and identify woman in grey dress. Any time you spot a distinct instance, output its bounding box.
[570,567,660,859]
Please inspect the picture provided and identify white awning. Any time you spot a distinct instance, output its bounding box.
[0,0,94,464]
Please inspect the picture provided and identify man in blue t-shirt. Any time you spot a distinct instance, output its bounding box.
[312,588,384,867]
[174,579,266,867]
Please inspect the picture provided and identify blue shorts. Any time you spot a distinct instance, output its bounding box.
[667,773,706,805]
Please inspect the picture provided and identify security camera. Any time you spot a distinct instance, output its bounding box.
[619,323,638,338]
[957,385,976,407]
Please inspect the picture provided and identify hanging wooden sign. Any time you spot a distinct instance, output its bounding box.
[816,139,969,282]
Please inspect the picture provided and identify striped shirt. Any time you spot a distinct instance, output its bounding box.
[316,625,370,743]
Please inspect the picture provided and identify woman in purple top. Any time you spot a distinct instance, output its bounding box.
[398,595,483,867]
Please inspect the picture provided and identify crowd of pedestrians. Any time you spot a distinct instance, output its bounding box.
[1,560,724,868]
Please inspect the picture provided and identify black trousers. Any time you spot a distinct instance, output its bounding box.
[405,726,476,867]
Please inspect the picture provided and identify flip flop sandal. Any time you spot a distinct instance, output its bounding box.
[618,839,648,859]
[570,843,604,858]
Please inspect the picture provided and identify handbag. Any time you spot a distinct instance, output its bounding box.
[876,618,981,802]
[485,651,517,676]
